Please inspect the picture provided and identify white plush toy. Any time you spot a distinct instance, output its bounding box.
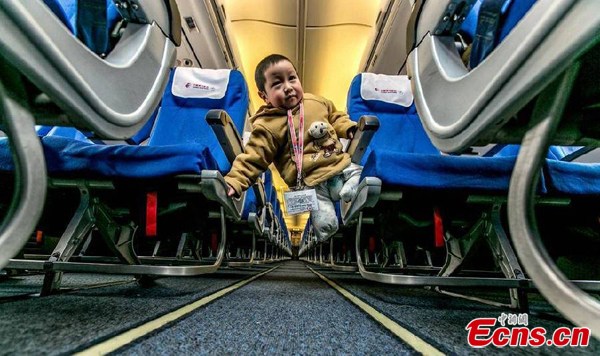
[307,121,341,157]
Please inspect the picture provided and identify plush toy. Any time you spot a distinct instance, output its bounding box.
[307,121,342,158]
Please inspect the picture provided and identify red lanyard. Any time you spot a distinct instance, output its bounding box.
[287,102,304,188]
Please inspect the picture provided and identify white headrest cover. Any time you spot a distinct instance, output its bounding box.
[360,73,413,107]
[172,68,231,99]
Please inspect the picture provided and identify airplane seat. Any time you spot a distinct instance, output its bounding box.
[349,73,532,192]
[299,218,310,257]
[347,73,440,160]
[409,0,600,330]
[267,185,279,241]
[239,176,265,221]
[157,68,268,266]
[301,71,542,270]
[263,170,274,215]
[229,170,270,265]
[10,67,246,179]
[149,68,248,172]
[407,0,600,152]
[246,170,277,263]
[270,188,293,256]
[467,0,600,280]
[274,197,290,255]
[0,0,179,270]
[271,191,280,228]
[458,0,588,161]
[5,66,249,198]
[342,72,549,309]
[278,212,291,257]
[260,170,276,235]
[36,0,159,144]
[0,68,255,294]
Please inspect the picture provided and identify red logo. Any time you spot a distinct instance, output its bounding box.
[466,314,591,348]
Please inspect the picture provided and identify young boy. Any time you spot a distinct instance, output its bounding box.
[225,54,361,242]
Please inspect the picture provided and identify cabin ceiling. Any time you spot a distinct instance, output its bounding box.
[221,0,385,112]
[176,0,388,112]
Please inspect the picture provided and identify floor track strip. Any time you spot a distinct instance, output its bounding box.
[75,266,278,355]
[309,266,445,356]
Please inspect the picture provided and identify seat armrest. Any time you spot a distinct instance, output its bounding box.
[346,115,380,164]
[253,177,266,209]
[206,109,244,162]
[207,109,267,208]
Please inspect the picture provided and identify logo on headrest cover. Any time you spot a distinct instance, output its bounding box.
[374,88,403,95]
[184,82,216,91]
[172,68,230,99]
[361,73,413,107]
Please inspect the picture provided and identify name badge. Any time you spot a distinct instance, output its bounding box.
[283,188,319,215]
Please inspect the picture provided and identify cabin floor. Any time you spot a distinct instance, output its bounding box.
[0,260,598,355]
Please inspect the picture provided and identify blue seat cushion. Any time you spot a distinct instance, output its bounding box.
[0,136,218,179]
[362,149,547,193]
[545,160,600,195]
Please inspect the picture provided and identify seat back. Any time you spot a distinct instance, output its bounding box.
[461,0,537,68]
[39,0,155,142]
[347,73,440,165]
[43,0,77,32]
[263,170,274,203]
[148,68,249,171]
[76,0,121,55]
[43,0,123,55]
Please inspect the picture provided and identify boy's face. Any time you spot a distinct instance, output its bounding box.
[259,60,304,110]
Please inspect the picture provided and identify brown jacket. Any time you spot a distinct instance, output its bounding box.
[224,93,357,196]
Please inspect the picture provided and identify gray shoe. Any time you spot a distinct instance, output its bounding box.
[339,174,360,202]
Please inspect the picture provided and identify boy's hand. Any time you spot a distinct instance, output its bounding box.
[227,185,236,197]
